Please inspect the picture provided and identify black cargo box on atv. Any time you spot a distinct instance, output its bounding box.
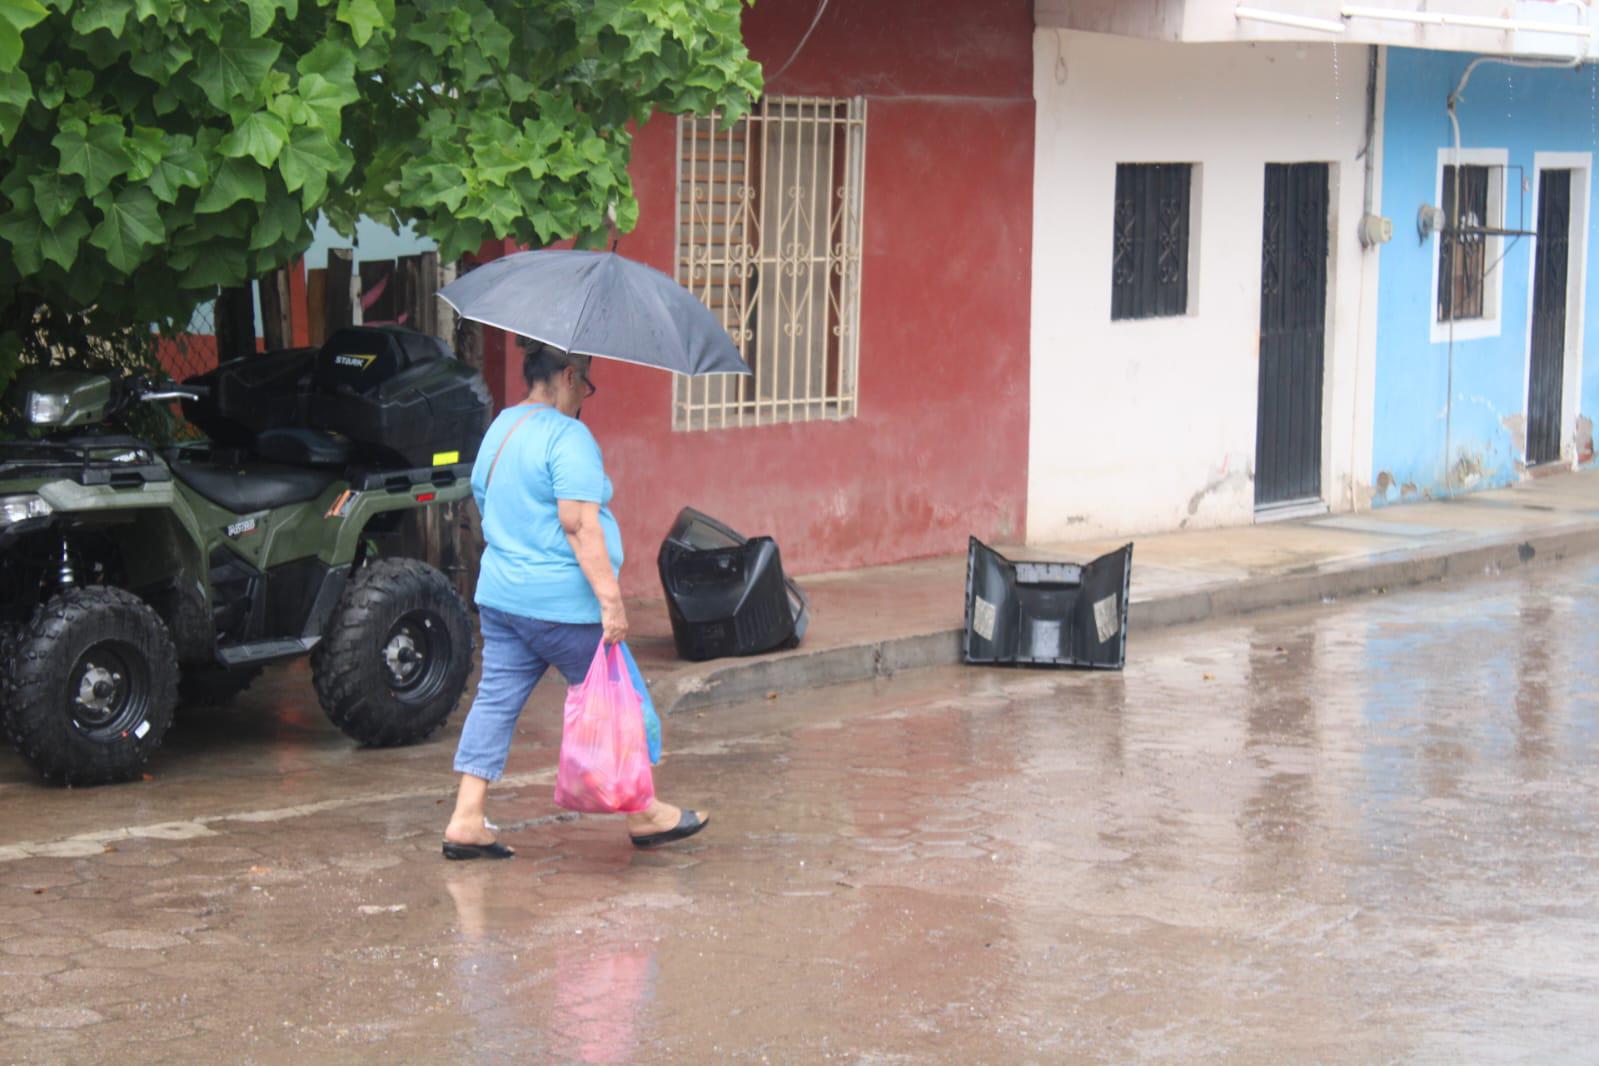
[306,327,491,469]
[182,326,491,469]
[182,346,316,446]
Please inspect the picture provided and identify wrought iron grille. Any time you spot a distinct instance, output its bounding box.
[1438,164,1490,322]
[1111,163,1193,320]
[674,96,867,430]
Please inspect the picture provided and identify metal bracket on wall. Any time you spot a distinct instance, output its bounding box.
[1417,205,1535,241]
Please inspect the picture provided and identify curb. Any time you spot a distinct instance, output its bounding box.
[658,519,1599,716]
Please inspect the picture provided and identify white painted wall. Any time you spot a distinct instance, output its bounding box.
[1028,30,1380,543]
[1038,0,1597,59]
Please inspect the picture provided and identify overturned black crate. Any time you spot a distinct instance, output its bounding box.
[657,508,809,662]
[963,538,1133,669]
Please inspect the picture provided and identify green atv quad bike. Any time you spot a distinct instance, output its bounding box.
[0,325,492,786]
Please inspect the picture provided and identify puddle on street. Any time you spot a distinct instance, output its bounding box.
[2,561,1599,1060]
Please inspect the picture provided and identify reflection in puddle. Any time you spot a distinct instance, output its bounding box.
[550,942,658,1064]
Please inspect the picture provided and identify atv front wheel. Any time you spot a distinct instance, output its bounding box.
[2,588,178,786]
[311,559,472,747]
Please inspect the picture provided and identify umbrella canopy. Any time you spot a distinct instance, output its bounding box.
[436,249,750,376]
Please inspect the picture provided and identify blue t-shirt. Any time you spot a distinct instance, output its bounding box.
[471,404,624,624]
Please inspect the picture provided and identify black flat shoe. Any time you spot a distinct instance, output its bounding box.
[629,811,709,850]
[442,840,514,860]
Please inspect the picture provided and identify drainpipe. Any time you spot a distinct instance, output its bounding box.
[1358,45,1381,246]
[1351,45,1382,511]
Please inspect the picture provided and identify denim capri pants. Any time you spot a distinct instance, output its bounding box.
[453,605,602,782]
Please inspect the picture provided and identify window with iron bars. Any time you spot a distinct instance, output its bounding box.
[674,97,867,431]
[1111,163,1194,321]
[1437,163,1498,322]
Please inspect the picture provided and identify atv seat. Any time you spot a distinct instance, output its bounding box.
[170,460,337,514]
[255,427,353,468]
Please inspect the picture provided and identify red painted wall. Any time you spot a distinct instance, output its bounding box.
[491,1,1034,592]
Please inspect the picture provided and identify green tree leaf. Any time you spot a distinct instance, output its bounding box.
[123,125,168,182]
[53,118,130,198]
[194,27,281,104]
[41,210,90,269]
[277,126,347,205]
[146,135,208,202]
[133,0,181,24]
[244,0,286,36]
[249,189,305,250]
[335,0,389,47]
[129,36,194,80]
[267,91,308,127]
[71,0,132,37]
[0,65,28,143]
[195,157,266,213]
[219,109,287,166]
[0,206,89,273]
[89,186,165,272]
[28,171,79,226]
[295,38,354,82]
[296,71,357,133]
[0,182,42,273]
[178,243,249,289]
[0,0,48,73]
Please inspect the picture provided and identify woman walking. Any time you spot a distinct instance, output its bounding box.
[442,342,708,859]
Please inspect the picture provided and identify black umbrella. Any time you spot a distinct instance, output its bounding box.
[436,249,751,376]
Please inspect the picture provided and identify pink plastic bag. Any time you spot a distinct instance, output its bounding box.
[554,643,655,814]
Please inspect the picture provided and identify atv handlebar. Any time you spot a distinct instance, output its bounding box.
[121,374,208,405]
[139,386,206,403]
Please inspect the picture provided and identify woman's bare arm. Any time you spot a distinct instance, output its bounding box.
[559,498,628,644]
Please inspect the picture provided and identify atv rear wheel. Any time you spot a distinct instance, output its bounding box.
[311,559,472,747]
[2,588,178,786]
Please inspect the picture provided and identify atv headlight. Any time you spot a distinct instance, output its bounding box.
[0,494,52,526]
[25,391,69,425]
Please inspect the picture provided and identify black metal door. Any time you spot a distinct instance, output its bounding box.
[1528,169,1572,467]
[1255,163,1330,508]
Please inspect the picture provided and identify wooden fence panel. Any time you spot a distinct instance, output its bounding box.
[306,268,327,346]
[325,249,355,332]
[215,285,256,362]
[259,266,293,351]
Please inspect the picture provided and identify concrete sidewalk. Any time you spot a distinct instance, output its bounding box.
[626,468,1599,714]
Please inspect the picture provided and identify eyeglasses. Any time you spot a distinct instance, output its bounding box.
[577,369,597,399]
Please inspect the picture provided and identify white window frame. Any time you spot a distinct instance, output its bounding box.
[672,96,868,432]
[1430,146,1509,344]
[1521,152,1591,466]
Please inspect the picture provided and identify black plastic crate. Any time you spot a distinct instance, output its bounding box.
[183,326,491,471]
[963,538,1132,669]
[306,356,491,469]
[183,346,316,446]
[657,508,809,662]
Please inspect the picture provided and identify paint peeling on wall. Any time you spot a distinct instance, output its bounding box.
[1501,413,1527,462]
[1344,473,1377,510]
[1577,415,1595,465]
[1450,452,1486,491]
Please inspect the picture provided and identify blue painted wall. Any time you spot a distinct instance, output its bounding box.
[1373,48,1599,502]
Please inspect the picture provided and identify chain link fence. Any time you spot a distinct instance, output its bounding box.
[154,299,221,384]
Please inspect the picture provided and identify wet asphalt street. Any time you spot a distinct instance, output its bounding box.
[2,560,1598,1063]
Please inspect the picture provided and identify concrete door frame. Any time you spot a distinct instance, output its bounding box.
[1522,151,1592,468]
